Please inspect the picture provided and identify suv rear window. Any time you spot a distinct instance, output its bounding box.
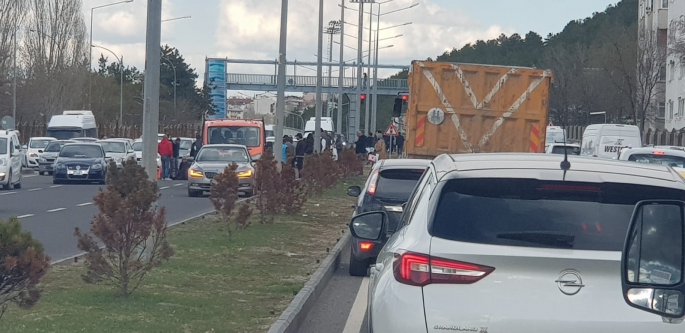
[431,178,685,251]
[628,154,685,168]
[375,169,425,202]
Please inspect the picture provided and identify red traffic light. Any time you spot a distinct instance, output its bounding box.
[360,94,366,100]
[401,95,408,101]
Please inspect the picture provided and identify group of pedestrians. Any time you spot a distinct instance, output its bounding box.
[158,134,198,180]
[354,130,402,166]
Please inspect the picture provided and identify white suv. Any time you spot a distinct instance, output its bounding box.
[0,130,23,190]
[352,153,685,333]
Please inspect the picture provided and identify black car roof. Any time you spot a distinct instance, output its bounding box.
[433,153,685,189]
[379,159,431,170]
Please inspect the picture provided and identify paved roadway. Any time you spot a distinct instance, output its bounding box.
[299,245,371,333]
[0,171,214,262]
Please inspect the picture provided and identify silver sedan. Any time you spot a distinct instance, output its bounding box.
[187,144,255,197]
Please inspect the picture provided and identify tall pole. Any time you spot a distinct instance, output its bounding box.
[365,7,372,136]
[371,3,381,134]
[274,0,288,166]
[354,2,364,141]
[337,0,345,135]
[327,34,334,118]
[142,0,162,181]
[12,10,17,124]
[89,8,94,109]
[120,56,124,127]
[314,0,324,153]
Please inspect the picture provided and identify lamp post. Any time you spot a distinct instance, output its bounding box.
[89,0,134,109]
[91,44,124,127]
[161,57,177,113]
[324,20,341,118]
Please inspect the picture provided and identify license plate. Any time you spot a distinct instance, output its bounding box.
[74,170,83,175]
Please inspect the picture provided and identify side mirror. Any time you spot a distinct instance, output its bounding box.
[622,200,685,320]
[250,161,257,167]
[347,185,362,197]
[128,150,134,154]
[349,211,387,241]
[38,150,43,153]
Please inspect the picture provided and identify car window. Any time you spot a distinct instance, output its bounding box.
[551,145,580,155]
[45,142,67,152]
[30,139,53,149]
[396,168,432,230]
[196,147,249,163]
[59,145,104,158]
[208,126,261,147]
[581,134,596,156]
[628,153,685,168]
[375,169,426,202]
[431,178,685,251]
[99,142,126,153]
[132,142,143,151]
[0,138,7,155]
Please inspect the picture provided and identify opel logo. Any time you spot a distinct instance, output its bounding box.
[555,270,585,295]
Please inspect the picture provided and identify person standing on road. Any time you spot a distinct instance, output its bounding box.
[190,134,203,158]
[304,133,314,155]
[355,131,367,159]
[171,137,181,179]
[158,135,173,180]
[375,132,387,161]
[294,133,306,176]
[285,136,296,161]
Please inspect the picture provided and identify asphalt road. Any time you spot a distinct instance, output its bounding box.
[299,244,370,333]
[0,171,215,262]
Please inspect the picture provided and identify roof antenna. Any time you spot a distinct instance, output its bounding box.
[560,126,571,179]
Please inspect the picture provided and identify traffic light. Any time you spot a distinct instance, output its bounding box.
[401,94,408,101]
[393,97,403,117]
[360,94,366,103]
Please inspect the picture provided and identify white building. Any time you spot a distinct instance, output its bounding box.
[666,0,685,130]
[250,95,276,115]
[639,0,668,130]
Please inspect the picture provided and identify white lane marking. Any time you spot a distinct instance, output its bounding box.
[46,208,66,213]
[28,188,42,192]
[173,183,183,187]
[17,214,35,219]
[23,175,38,178]
[160,186,170,190]
[50,185,62,188]
[76,202,93,207]
[342,277,369,333]
[0,192,17,196]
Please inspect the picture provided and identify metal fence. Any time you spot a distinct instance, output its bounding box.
[14,121,200,143]
[226,73,408,90]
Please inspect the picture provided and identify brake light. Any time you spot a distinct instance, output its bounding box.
[653,151,665,155]
[538,184,600,192]
[359,242,374,251]
[393,251,494,287]
[367,170,380,195]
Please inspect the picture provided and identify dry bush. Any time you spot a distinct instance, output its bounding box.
[0,217,50,320]
[338,148,364,179]
[279,157,309,214]
[318,150,341,190]
[209,163,240,234]
[255,149,280,223]
[75,160,173,297]
[301,154,326,196]
[234,203,253,230]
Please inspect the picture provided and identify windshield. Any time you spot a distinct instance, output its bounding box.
[432,178,685,251]
[375,169,426,202]
[266,130,275,137]
[196,147,250,163]
[99,142,126,153]
[46,129,83,140]
[45,142,69,152]
[30,139,53,149]
[628,153,685,168]
[0,138,7,155]
[59,145,104,158]
[132,142,143,151]
[551,145,580,155]
[208,126,261,147]
[180,140,193,151]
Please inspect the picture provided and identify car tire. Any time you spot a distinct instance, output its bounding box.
[52,179,61,185]
[3,171,11,190]
[39,171,44,176]
[349,247,369,277]
[13,179,21,189]
[48,171,53,176]
[188,189,201,197]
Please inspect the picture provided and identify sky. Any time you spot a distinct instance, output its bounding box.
[82,0,621,95]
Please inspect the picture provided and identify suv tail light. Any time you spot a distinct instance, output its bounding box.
[393,251,494,287]
[367,169,380,195]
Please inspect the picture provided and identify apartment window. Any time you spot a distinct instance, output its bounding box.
[659,102,666,118]
[669,100,675,119]
[679,98,684,117]
[670,62,676,81]
[680,63,685,79]
[662,0,669,9]
[660,65,667,81]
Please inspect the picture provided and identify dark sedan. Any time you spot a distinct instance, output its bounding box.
[52,143,109,184]
[346,158,429,276]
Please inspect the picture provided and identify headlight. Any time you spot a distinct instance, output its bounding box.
[189,168,204,178]
[237,169,253,178]
[92,164,102,170]
[55,163,66,169]
[29,152,37,157]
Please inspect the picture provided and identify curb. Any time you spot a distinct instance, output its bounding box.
[267,232,351,333]
[50,197,252,266]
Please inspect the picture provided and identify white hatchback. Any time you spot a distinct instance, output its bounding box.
[23,136,56,168]
[0,131,23,190]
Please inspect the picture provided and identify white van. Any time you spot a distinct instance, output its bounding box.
[304,117,334,138]
[47,110,98,140]
[580,124,642,159]
[545,126,566,148]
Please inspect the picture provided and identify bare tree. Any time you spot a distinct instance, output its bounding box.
[541,44,592,126]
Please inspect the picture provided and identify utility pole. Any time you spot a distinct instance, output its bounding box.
[324,21,340,118]
[314,0,324,153]
[337,0,345,135]
[12,8,17,124]
[365,7,372,136]
[142,0,162,181]
[354,1,364,141]
[274,0,288,166]
[371,3,381,133]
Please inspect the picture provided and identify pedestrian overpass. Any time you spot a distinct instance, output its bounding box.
[225,73,407,95]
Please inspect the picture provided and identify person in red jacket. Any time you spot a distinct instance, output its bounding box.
[158,134,173,180]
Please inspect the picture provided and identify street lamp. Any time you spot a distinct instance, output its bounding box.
[161,57,177,113]
[91,44,124,127]
[89,0,134,109]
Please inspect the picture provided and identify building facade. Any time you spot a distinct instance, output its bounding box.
[639,0,668,130]
[666,0,685,130]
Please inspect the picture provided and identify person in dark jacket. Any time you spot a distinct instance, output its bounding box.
[304,133,314,155]
[294,133,306,173]
[171,138,181,179]
[190,134,203,158]
[355,131,367,156]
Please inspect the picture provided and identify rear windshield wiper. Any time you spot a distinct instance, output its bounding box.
[496,231,575,248]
